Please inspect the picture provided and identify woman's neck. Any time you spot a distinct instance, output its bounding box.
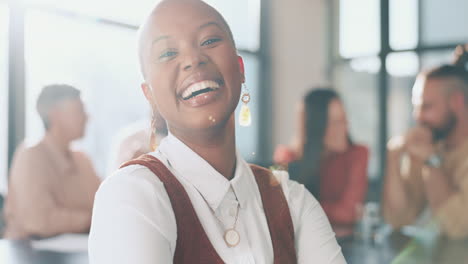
[171,116,237,180]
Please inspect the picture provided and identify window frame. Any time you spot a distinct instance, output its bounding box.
[6,0,271,172]
[329,0,465,198]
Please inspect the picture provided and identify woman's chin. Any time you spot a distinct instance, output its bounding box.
[184,114,234,132]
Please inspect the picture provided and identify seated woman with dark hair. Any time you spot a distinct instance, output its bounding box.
[274,88,369,236]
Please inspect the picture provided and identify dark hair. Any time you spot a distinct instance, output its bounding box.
[289,88,351,198]
[36,84,81,130]
[425,44,468,101]
[453,44,468,70]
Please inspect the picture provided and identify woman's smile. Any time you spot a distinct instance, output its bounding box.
[180,80,224,107]
[178,71,226,107]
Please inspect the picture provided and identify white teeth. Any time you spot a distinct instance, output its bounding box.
[182,80,220,99]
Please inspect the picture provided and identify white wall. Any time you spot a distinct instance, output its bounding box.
[269,0,328,148]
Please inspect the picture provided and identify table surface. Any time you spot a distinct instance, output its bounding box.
[0,240,89,264]
[341,230,468,264]
[1,231,467,264]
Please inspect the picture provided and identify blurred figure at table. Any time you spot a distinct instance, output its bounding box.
[4,84,101,239]
[106,109,168,175]
[383,44,468,239]
[274,88,369,236]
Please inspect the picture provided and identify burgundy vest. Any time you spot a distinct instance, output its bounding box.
[121,154,297,264]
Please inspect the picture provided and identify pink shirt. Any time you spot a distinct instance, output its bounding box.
[319,145,369,227]
[4,135,101,239]
[274,144,369,233]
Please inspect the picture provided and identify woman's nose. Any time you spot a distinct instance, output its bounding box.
[182,48,208,71]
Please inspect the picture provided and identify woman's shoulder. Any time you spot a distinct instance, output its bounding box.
[97,164,168,208]
[254,167,313,200]
[90,163,177,257]
[269,169,320,208]
[267,169,322,229]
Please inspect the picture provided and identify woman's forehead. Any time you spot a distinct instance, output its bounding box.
[137,0,234,75]
[147,0,225,34]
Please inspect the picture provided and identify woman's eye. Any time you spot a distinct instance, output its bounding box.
[159,51,177,59]
[201,38,222,46]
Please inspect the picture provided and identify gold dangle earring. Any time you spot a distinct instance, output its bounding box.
[239,83,251,127]
[150,111,158,151]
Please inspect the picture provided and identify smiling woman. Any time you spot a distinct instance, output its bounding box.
[138,6,243,135]
[88,1,346,264]
[2,0,262,188]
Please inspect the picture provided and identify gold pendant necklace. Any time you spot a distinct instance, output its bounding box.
[220,203,240,247]
[160,150,241,247]
[194,177,241,247]
[207,198,241,247]
[224,228,240,247]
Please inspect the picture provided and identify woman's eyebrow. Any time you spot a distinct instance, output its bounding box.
[152,35,170,47]
[150,21,224,50]
[198,21,224,32]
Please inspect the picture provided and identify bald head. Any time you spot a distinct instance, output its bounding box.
[137,0,235,79]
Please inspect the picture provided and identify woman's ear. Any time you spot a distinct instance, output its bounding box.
[238,56,246,83]
[141,83,153,103]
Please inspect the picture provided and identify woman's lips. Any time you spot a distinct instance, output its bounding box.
[181,80,221,100]
[180,87,222,108]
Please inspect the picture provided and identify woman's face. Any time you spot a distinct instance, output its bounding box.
[140,0,243,136]
[324,99,349,153]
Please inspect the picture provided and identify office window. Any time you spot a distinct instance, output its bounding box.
[21,0,158,26]
[25,10,144,177]
[339,0,380,58]
[420,50,454,71]
[386,52,419,77]
[333,0,464,182]
[390,0,418,50]
[422,0,468,45]
[387,52,419,138]
[22,0,264,177]
[21,0,262,51]
[0,2,8,192]
[205,0,261,51]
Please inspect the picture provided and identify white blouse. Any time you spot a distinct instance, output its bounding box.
[89,133,346,264]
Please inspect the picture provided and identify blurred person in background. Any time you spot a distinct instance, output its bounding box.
[383,45,468,239]
[4,84,101,239]
[274,88,369,236]
[106,109,168,175]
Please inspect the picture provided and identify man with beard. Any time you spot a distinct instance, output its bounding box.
[382,53,468,239]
